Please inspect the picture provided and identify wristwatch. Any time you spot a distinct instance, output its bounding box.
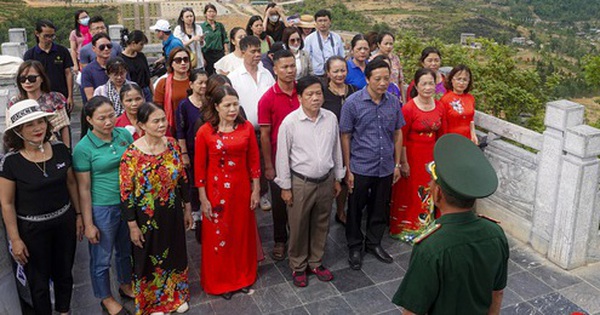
[395,163,401,169]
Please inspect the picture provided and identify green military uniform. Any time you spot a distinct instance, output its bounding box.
[392,134,509,315]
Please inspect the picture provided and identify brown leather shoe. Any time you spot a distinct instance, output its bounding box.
[271,242,286,261]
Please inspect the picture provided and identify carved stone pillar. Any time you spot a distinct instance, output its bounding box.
[548,125,600,269]
[530,100,584,255]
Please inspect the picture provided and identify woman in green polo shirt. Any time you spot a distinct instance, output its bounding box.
[72,96,134,315]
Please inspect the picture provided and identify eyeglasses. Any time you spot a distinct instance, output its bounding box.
[91,26,107,31]
[98,43,113,51]
[18,75,40,83]
[173,57,190,64]
[424,58,441,64]
[42,34,56,40]
[453,77,470,83]
[289,38,301,43]
[109,71,127,78]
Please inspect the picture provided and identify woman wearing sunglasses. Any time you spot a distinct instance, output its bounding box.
[154,47,191,135]
[281,27,312,79]
[8,60,71,148]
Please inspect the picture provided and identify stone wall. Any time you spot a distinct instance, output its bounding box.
[475,100,600,270]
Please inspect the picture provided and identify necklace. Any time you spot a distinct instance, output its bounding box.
[23,149,48,177]
[143,136,164,155]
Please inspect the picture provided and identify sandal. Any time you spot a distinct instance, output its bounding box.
[271,242,286,261]
[240,286,255,295]
[292,271,308,287]
[221,292,233,300]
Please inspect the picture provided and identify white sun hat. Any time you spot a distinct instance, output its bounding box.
[5,99,54,131]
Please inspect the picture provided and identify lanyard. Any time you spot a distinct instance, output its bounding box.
[317,33,335,62]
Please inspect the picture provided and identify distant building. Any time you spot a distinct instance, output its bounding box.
[511,37,526,45]
[460,33,475,45]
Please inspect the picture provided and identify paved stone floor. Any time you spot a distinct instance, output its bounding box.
[21,106,600,315]
[58,208,600,315]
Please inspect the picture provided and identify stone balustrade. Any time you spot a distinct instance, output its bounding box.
[475,100,600,269]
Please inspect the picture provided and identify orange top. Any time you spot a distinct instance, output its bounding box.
[439,91,475,139]
[153,77,190,113]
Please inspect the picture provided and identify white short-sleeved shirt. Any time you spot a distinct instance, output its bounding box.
[215,53,244,75]
[228,64,275,129]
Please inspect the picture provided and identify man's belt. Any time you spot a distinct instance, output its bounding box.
[291,170,331,184]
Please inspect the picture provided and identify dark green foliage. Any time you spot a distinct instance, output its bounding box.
[0,2,118,48]
[286,0,372,33]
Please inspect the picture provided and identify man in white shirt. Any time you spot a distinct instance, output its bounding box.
[229,35,275,212]
[228,35,275,129]
[275,75,344,287]
[303,9,345,76]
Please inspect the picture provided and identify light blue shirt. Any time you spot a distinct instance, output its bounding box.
[304,31,345,75]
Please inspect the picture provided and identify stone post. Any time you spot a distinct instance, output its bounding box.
[1,42,26,59]
[8,28,26,44]
[0,87,20,312]
[548,125,600,269]
[0,220,22,314]
[108,24,124,42]
[530,100,584,255]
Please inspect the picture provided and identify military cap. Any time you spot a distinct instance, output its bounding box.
[427,134,498,200]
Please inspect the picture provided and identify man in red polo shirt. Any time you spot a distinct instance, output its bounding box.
[258,49,299,261]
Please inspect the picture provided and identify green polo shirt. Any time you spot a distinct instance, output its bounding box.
[392,211,509,315]
[73,127,133,206]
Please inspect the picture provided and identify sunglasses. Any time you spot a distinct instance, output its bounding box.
[42,34,56,40]
[98,43,113,51]
[173,57,190,64]
[18,75,40,83]
[289,38,301,43]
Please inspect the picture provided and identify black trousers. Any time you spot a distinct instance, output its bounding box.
[346,174,393,251]
[269,180,288,243]
[17,210,76,314]
[204,49,225,76]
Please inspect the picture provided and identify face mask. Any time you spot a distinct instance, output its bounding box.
[79,17,90,26]
[288,44,300,53]
[269,15,279,23]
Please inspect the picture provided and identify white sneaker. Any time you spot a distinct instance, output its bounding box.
[191,211,201,230]
[192,211,202,221]
[176,302,189,313]
[260,194,272,211]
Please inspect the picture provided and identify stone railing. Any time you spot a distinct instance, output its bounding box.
[475,100,600,270]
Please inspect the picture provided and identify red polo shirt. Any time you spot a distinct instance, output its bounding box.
[258,82,300,161]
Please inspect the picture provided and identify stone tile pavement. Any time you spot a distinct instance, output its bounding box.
[27,208,599,315]
[21,106,600,315]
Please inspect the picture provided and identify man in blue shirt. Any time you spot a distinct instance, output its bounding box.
[339,60,405,270]
[303,10,345,76]
[150,19,184,65]
[79,16,123,68]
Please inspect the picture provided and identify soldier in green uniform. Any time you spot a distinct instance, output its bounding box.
[392,134,509,315]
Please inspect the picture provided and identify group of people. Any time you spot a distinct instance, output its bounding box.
[0,4,509,315]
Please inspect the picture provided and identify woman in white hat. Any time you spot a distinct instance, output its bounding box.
[0,99,83,315]
[8,60,71,148]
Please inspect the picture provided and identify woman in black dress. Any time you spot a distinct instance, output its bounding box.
[0,99,83,314]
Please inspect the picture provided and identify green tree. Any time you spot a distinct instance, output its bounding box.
[582,54,600,89]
